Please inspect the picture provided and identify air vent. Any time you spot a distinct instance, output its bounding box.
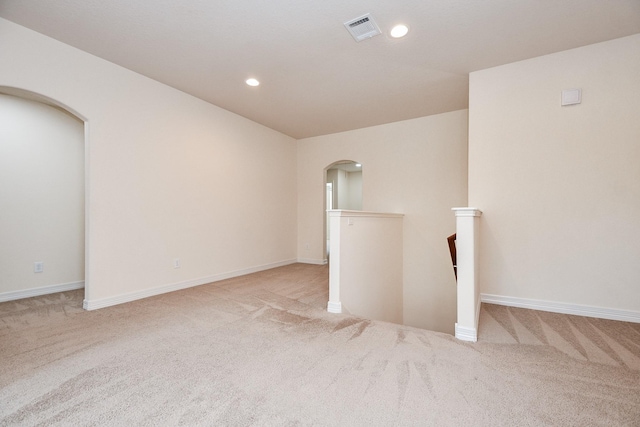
[344,13,381,42]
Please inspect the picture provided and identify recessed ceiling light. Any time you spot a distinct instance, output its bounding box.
[246,78,260,87]
[390,24,409,38]
[355,163,362,167]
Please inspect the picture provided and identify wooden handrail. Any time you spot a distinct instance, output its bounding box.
[447,233,457,280]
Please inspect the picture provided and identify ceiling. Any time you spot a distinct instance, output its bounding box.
[1,1,639,139]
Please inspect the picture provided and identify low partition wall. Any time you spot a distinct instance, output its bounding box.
[327,210,404,324]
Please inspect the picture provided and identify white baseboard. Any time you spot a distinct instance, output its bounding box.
[327,301,342,314]
[297,258,328,265]
[455,323,477,342]
[481,293,640,324]
[455,298,481,342]
[83,259,297,311]
[0,281,84,303]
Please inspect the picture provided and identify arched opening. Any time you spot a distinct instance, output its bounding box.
[0,87,89,305]
[323,160,362,260]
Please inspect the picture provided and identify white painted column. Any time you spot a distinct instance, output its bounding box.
[452,207,483,342]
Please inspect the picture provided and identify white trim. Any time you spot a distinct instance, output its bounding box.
[327,301,342,314]
[297,258,328,265]
[455,323,477,342]
[452,207,483,217]
[481,293,640,324]
[83,259,297,310]
[0,281,84,302]
[328,210,404,219]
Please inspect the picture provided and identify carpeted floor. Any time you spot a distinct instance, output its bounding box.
[1,263,639,426]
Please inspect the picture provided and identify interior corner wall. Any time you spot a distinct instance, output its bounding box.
[336,169,349,209]
[0,94,84,295]
[297,110,469,334]
[0,18,297,305]
[346,171,362,210]
[468,34,640,313]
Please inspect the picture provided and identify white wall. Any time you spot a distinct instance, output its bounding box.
[469,34,640,314]
[329,211,403,324]
[298,110,468,333]
[346,171,362,210]
[336,169,349,210]
[0,94,84,296]
[0,18,297,307]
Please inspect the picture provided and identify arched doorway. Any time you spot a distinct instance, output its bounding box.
[0,87,89,304]
[323,160,362,259]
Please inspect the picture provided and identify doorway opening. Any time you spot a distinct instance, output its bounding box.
[323,160,363,260]
[0,87,88,306]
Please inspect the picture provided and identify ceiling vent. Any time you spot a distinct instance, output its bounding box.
[344,13,381,42]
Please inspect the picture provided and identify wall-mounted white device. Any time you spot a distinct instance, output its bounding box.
[561,89,582,106]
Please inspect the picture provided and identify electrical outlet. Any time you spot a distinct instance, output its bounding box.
[173,258,181,269]
[34,262,44,273]
[305,243,310,251]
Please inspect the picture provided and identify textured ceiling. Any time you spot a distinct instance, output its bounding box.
[1,0,639,139]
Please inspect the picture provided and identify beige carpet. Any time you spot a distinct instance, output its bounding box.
[1,263,639,426]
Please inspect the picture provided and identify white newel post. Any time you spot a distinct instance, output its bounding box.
[452,207,483,342]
